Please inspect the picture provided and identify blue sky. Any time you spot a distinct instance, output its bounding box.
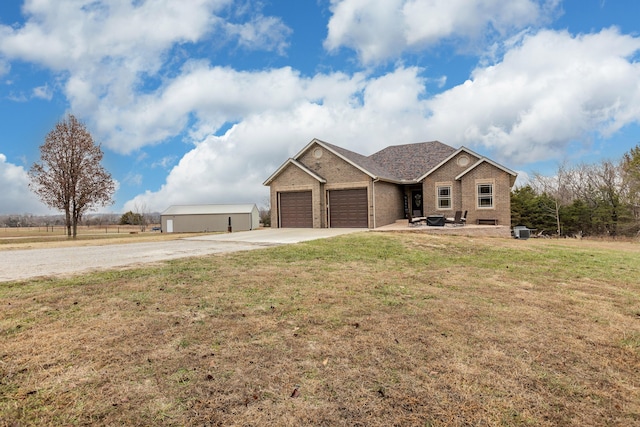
[1,0,639,215]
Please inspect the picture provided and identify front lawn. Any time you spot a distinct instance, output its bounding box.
[1,233,638,426]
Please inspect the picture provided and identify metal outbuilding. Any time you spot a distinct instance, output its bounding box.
[160,204,260,233]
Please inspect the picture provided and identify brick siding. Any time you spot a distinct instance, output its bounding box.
[374,181,404,227]
[459,162,512,226]
[269,165,323,228]
[422,152,480,216]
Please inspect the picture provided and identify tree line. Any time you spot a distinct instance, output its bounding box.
[0,213,162,229]
[511,145,640,237]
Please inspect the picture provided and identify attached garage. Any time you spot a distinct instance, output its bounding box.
[161,204,260,233]
[328,188,369,228]
[278,191,313,228]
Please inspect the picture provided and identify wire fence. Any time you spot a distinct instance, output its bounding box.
[1,224,160,236]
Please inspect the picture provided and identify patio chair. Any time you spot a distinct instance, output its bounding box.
[458,210,467,226]
[407,211,427,226]
[446,210,467,226]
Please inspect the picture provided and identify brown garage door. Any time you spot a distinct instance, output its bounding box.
[329,188,368,228]
[279,191,313,228]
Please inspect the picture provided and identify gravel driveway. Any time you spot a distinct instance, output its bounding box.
[0,228,364,282]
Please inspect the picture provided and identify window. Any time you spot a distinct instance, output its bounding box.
[457,155,470,167]
[437,185,451,209]
[477,183,493,208]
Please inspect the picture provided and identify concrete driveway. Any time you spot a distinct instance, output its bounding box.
[0,228,365,282]
[186,228,364,243]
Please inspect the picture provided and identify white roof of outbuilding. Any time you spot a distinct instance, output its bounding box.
[161,204,258,215]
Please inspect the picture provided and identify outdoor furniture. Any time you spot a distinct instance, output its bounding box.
[477,218,498,225]
[459,210,467,226]
[426,214,445,226]
[445,210,467,226]
[407,212,427,226]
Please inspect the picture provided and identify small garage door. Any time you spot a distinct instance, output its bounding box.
[279,191,313,228]
[329,188,368,228]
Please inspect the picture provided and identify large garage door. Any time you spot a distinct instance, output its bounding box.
[279,191,313,228]
[329,188,368,228]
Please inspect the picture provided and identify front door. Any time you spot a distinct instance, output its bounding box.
[411,190,423,217]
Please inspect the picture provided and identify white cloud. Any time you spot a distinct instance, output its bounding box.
[152,156,178,169]
[0,0,229,147]
[512,170,531,188]
[225,14,292,54]
[423,28,640,164]
[92,64,312,153]
[32,84,53,100]
[0,154,51,214]
[324,0,560,64]
[0,0,227,70]
[0,60,9,77]
[123,66,437,212]
[324,0,406,65]
[0,0,293,152]
[124,172,143,186]
[7,92,28,102]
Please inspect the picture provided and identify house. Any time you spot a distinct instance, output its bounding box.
[161,204,260,233]
[263,138,517,228]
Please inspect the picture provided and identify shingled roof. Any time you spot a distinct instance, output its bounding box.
[264,138,498,186]
[320,140,457,182]
[369,141,457,181]
[320,141,397,180]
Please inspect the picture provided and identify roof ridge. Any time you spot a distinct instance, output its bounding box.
[367,140,456,181]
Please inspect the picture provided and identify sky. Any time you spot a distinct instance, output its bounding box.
[1,0,639,215]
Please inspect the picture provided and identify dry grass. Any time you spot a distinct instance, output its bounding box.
[1,232,639,426]
[0,224,147,238]
[0,226,201,251]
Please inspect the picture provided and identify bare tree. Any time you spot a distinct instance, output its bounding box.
[530,162,573,235]
[587,160,625,234]
[134,201,149,231]
[28,114,115,238]
[621,144,640,223]
[259,196,271,227]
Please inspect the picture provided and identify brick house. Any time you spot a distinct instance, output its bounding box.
[263,138,517,228]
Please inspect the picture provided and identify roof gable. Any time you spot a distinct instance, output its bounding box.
[416,146,517,182]
[301,139,382,180]
[416,146,479,181]
[455,157,518,181]
[263,157,327,185]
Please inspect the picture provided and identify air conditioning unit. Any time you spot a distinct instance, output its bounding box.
[513,225,531,239]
